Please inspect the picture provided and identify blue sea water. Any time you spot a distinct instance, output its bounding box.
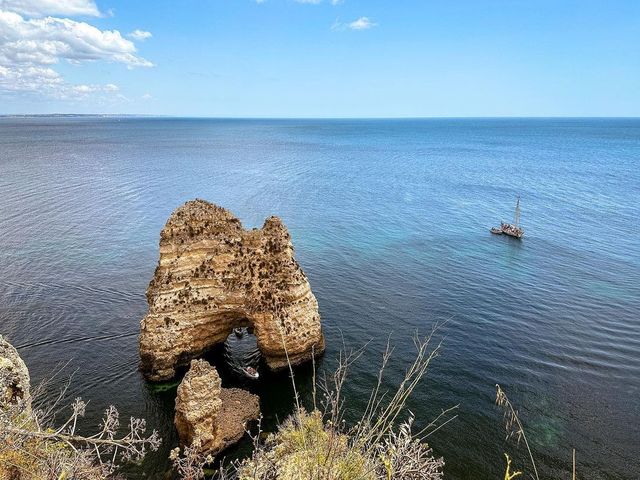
[0,117,638,479]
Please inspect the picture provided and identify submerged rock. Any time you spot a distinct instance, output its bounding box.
[139,199,324,381]
[0,335,31,413]
[174,359,259,454]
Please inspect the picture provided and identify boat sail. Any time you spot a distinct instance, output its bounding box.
[490,196,524,239]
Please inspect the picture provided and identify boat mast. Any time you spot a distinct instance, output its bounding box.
[514,196,521,227]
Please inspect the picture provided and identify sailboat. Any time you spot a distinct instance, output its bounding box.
[491,196,524,239]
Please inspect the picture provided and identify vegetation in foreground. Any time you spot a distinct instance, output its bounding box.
[176,331,453,480]
[0,374,160,480]
[2,328,569,480]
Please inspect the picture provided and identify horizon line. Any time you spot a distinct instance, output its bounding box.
[1,114,639,120]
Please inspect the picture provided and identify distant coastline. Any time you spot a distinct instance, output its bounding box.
[0,113,165,118]
[1,114,639,119]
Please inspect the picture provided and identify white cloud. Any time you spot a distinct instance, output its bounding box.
[330,0,343,4]
[0,12,154,68]
[332,16,377,31]
[294,0,322,4]
[0,64,123,99]
[0,0,100,17]
[0,6,153,99]
[72,83,116,94]
[141,92,152,100]
[348,16,376,30]
[128,29,152,41]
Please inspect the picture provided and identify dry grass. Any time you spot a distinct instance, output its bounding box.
[496,384,582,480]
[201,326,455,480]
[0,373,161,480]
[495,384,539,480]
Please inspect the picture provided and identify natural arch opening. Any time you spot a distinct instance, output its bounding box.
[139,199,325,382]
[223,327,261,379]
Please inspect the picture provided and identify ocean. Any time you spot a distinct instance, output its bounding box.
[0,117,638,479]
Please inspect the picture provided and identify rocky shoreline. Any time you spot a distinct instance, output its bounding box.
[0,335,31,415]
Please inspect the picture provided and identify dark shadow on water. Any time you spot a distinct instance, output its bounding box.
[136,330,320,479]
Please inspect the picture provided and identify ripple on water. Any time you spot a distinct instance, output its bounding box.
[0,118,638,480]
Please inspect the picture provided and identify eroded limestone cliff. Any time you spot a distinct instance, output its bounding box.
[139,199,324,381]
[174,359,259,454]
[0,335,31,413]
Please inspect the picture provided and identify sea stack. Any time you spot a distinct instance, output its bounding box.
[174,359,260,454]
[139,199,324,381]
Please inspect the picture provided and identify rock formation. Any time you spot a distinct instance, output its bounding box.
[139,199,324,381]
[174,359,259,454]
[0,335,31,413]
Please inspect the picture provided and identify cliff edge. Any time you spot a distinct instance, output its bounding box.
[0,335,31,414]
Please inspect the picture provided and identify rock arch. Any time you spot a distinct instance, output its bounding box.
[139,199,324,381]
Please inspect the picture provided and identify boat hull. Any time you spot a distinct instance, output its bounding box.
[502,231,523,239]
[500,223,524,239]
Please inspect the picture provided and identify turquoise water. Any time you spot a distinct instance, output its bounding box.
[0,117,638,479]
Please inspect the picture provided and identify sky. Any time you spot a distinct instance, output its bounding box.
[0,0,639,117]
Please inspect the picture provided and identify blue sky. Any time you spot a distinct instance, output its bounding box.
[1,0,638,116]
